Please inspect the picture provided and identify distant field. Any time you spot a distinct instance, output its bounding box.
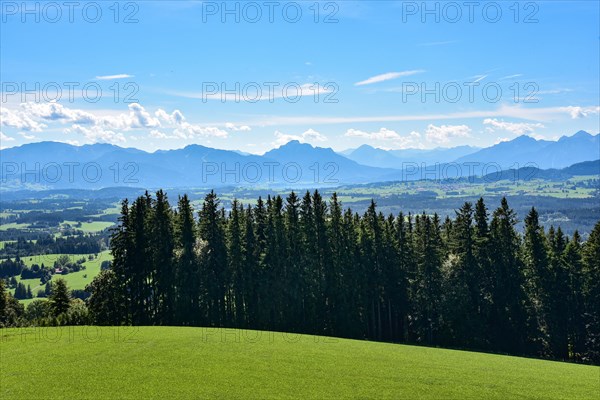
[9,250,112,305]
[0,240,16,249]
[0,222,29,231]
[0,326,597,399]
[61,221,115,233]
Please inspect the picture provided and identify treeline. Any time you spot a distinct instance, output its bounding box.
[0,234,105,259]
[84,190,600,364]
[0,278,88,327]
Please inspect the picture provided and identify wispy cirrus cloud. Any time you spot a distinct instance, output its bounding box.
[499,74,523,80]
[241,104,600,127]
[95,74,134,80]
[354,70,425,86]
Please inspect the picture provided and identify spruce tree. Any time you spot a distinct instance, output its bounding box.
[284,191,302,332]
[564,231,586,361]
[489,198,528,354]
[228,199,245,327]
[174,194,198,325]
[0,279,7,325]
[198,191,228,326]
[582,221,600,363]
[523,207,550,355]
[49,278,71,317]
[151,190,175,324]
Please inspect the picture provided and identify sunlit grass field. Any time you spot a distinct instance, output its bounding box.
[8,251,112,306]
[1,326,597,399]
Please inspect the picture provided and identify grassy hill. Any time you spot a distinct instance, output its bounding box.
[1,326,597,399]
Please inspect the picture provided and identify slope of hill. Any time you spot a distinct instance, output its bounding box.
[1,326,597,399]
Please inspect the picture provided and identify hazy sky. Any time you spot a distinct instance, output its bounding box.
[1,1,599,153]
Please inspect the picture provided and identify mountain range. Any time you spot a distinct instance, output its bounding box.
[0,131,598,190]
[343,131,600,170]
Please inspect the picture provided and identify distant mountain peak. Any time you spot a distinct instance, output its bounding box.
[572,130,591,138]
[282,140,310,148]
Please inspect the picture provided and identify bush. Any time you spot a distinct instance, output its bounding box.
[24,300,51,322]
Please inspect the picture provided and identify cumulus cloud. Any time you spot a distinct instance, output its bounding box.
[483,118,544,135]
[173,123,228,139]
[273,128,328,146]
[149,130,174,139]
[561,106,600,119]
[345,128,422,148]
[301,128,327,142]
[345,127,401,140]
[1,102,245,144]
[156,109,185,125]
[66,124,126,144]
[21,102,97,124]
[425,124,471,144]
[0,107,47,132]
[225,122,251,132]
[355,70,424,86]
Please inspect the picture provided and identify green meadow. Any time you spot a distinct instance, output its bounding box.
[0,326,597,399]
[9,251,112,306]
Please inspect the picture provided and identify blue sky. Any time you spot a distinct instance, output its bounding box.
[1,1,599,153]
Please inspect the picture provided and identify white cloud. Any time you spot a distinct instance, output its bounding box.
[1,102,238,144]
[225,122,251,132]
[494,137,511,144]
[0,107,47,131]
[21,102,97,124]
[344,128,422,148]
[20,102,160,130]
[425,124,471,144]
[355,70,425,86]
[173,123,228,139]
[345,127,401,140]
[499,74,523,80]
[561,106,600,119]
[483,118,544,135]
[243,104,599,127]
[118,103,160,129]
[273,128,328,146]
[18,132,37,140]
[1,131,15,142]
[156,109,185,125]
[66,124,125,144]
[149,130,173,139]
[301,128,327,142]
[95,74,134,80]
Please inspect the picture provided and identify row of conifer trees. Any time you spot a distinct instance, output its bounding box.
[85,190,600,364]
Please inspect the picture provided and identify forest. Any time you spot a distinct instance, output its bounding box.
[2,189,600,365]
